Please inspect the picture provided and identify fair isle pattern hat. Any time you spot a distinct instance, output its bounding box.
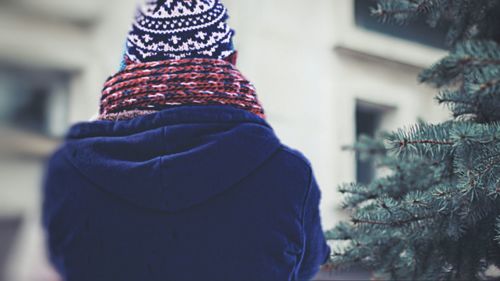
[124,0,236,64]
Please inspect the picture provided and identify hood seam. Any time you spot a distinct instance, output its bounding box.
[60,149,180,214]
[60,136,283,214]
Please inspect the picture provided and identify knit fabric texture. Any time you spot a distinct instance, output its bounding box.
[124,0,235,64]
[99,58,265,120]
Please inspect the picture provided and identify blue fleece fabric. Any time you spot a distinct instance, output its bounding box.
[42,106,331,281]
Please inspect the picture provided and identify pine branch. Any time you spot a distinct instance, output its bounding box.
[461,58,500,66]
[420,40,500,88]
[477,77,500,93]
[386,122,456,160]
[352,214,436,227]
[482,156,500,174]
[398,139,455,147]
[372,0,437,23]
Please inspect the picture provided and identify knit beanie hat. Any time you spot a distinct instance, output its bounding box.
[123,0,236,65]
[99,0,264,121]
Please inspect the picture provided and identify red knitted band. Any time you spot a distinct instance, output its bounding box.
[99,58,265,120]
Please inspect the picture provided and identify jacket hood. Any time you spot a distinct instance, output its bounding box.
[62,106,281,212]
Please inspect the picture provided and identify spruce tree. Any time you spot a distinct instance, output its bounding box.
[327,1,500,280]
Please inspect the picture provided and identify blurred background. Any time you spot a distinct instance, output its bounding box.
[0,0,450,280]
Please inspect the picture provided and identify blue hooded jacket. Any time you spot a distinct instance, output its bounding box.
[42,105,331,281]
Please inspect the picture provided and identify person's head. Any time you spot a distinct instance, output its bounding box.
[121,0,237,68]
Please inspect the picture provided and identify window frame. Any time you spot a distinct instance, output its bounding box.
[333,0,447,68]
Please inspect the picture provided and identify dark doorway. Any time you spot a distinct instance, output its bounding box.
[355,102,385,184]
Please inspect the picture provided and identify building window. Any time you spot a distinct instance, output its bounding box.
[355,101,388,184]
[0,65,71,138]
[354,0,448,49]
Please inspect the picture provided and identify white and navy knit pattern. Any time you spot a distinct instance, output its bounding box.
[125,0,235,64]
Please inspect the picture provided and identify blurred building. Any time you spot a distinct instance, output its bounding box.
[0,0,448,280]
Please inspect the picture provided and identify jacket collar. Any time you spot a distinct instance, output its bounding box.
[67,105,270,140]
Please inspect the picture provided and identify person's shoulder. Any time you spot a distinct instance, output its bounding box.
[46,143,70,170]
[43,142,77,186]
[272,145,313,178]
[278,145,313,168]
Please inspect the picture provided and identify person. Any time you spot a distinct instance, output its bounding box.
[41,0,331,280]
